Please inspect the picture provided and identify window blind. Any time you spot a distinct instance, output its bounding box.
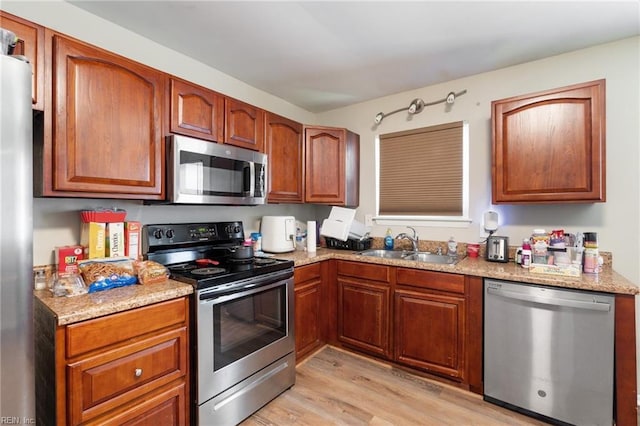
[379,121,463,216]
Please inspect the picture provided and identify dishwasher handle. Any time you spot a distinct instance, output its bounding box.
[486,286,611,312]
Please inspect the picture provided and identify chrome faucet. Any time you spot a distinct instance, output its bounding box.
[396,226,419,252]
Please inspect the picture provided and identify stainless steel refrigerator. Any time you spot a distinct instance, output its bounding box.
[0,54,35,420]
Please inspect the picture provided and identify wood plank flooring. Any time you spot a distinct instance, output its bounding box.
[242,346,549,425]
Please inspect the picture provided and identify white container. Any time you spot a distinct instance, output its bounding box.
[307,221,316,252]
[260,216,296,253]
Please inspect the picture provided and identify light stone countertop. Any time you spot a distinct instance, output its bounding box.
[275,248,640,296]
[34,279,194,326]
[35,247,638,326]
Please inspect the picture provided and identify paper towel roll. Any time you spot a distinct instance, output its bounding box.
[307,221,316,252]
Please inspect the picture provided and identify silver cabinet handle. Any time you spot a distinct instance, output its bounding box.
[134,368,143,377]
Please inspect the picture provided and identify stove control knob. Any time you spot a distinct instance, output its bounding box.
[166,229,175,239]
[153,229,164,239]
[233,225,241,234]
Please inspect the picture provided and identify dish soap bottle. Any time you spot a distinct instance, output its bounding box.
[384,228,394,250]
[447,236,457,256]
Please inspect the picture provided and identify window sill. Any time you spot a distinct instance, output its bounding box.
[374,216,472,228]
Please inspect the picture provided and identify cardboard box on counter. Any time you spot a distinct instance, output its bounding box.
[81,222,106,259]
[106,222,125,257]
[125,221,141,260]
[55,245,84,274]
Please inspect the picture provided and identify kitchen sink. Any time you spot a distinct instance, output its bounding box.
[356,249,409,259]
[404,252,460,265]
[356,249,460,265]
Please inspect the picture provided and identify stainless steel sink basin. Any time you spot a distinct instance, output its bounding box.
[356,249,408,259]
[404,252,460,265]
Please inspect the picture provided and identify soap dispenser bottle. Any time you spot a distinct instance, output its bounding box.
[447,236,457,256]
[384,228,394,250]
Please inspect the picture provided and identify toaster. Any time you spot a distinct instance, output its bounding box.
[486,235,509,262]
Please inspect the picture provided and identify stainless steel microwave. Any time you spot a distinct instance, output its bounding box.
[167,135,267,205]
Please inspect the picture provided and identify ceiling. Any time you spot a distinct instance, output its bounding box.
[67,1,640,113]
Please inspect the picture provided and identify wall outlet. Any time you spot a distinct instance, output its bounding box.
[365,214,373,227]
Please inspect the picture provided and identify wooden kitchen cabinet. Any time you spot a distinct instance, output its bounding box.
[35,297,190,426]
[336,260,391,359]
[492,79,606,203]
[395,268,466,381]
[169,77,224,142]
[265,112,305,203]
[0,11,44,110]
[294,262,326,362]
[224,97,265,151]
[37,31,166,199]
[304,126,360,207]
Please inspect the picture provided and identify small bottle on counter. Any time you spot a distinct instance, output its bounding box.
[521,238,532,268]
[384,228,394,250]
[447,236,457,256]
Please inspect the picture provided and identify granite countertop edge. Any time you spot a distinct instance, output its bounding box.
[35,248,638,326]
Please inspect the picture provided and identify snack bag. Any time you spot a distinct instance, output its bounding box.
[78,258,137,293]
[134,260,169,285]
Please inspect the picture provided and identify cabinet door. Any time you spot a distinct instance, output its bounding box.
[45,32,165,198]
[492,79,605,203]
[170,78,223,142]
[305,126,359,206]
[224,98,265,151]
[394,288,465,381]
[305,127,345,204]
[294,263,325,362]
[0,11,44,109]
[265,112,304,203]
[337,277,390,359]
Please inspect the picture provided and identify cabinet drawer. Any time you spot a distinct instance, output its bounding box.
[337,260,390,283]
[68,327,187,425]
[396,268,464,294]
[66,298,187,358]
[85,381,187,426]
[294,263,322,284]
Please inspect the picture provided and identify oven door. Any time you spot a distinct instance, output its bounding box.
[168,134,266,205]
[196,270,294,403]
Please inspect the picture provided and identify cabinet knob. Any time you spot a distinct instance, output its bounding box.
[134,368,143,377]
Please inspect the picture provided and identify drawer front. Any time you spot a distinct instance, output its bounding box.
[66,298,187,358]
[337,260,390,283]
[396,268,464,294]
[68,328,187,425]
[294,262,322,284]
[85,381,187,426]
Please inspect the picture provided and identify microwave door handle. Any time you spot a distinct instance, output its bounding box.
[247,161,255,197]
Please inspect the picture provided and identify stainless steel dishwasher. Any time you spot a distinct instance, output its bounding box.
[484,279,615,425]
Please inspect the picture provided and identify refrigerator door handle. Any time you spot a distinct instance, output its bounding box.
[486,287,611,312]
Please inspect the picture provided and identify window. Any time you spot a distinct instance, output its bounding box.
[375,120,469,224]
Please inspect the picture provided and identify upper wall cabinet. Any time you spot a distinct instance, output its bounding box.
[0,11,44,110]
[492,79,606,204]
[265,112,304,203]
[169,78,224,142]
[37,31,166,199]
[305,126,360,207]
[224,98,265,152]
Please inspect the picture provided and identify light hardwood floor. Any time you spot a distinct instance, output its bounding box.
[242,346,549,425]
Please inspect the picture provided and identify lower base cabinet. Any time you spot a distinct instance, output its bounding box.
[395,268,467,381]
[336,261,392,359]
[294,263,326,361]
[35,297,190,425]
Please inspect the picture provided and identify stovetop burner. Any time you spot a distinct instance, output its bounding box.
[191,267,227,276]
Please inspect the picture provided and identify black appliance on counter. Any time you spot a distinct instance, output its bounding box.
[143,221,295,425]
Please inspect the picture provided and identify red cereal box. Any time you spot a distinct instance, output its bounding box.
[125,221,141,260]
[56,245,85,274]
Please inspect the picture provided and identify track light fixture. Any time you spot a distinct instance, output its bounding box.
[373,89,467,125]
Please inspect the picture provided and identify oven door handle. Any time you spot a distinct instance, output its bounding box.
[199,272,291,303]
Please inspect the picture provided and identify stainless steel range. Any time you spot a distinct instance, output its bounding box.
[143,222,295,426]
